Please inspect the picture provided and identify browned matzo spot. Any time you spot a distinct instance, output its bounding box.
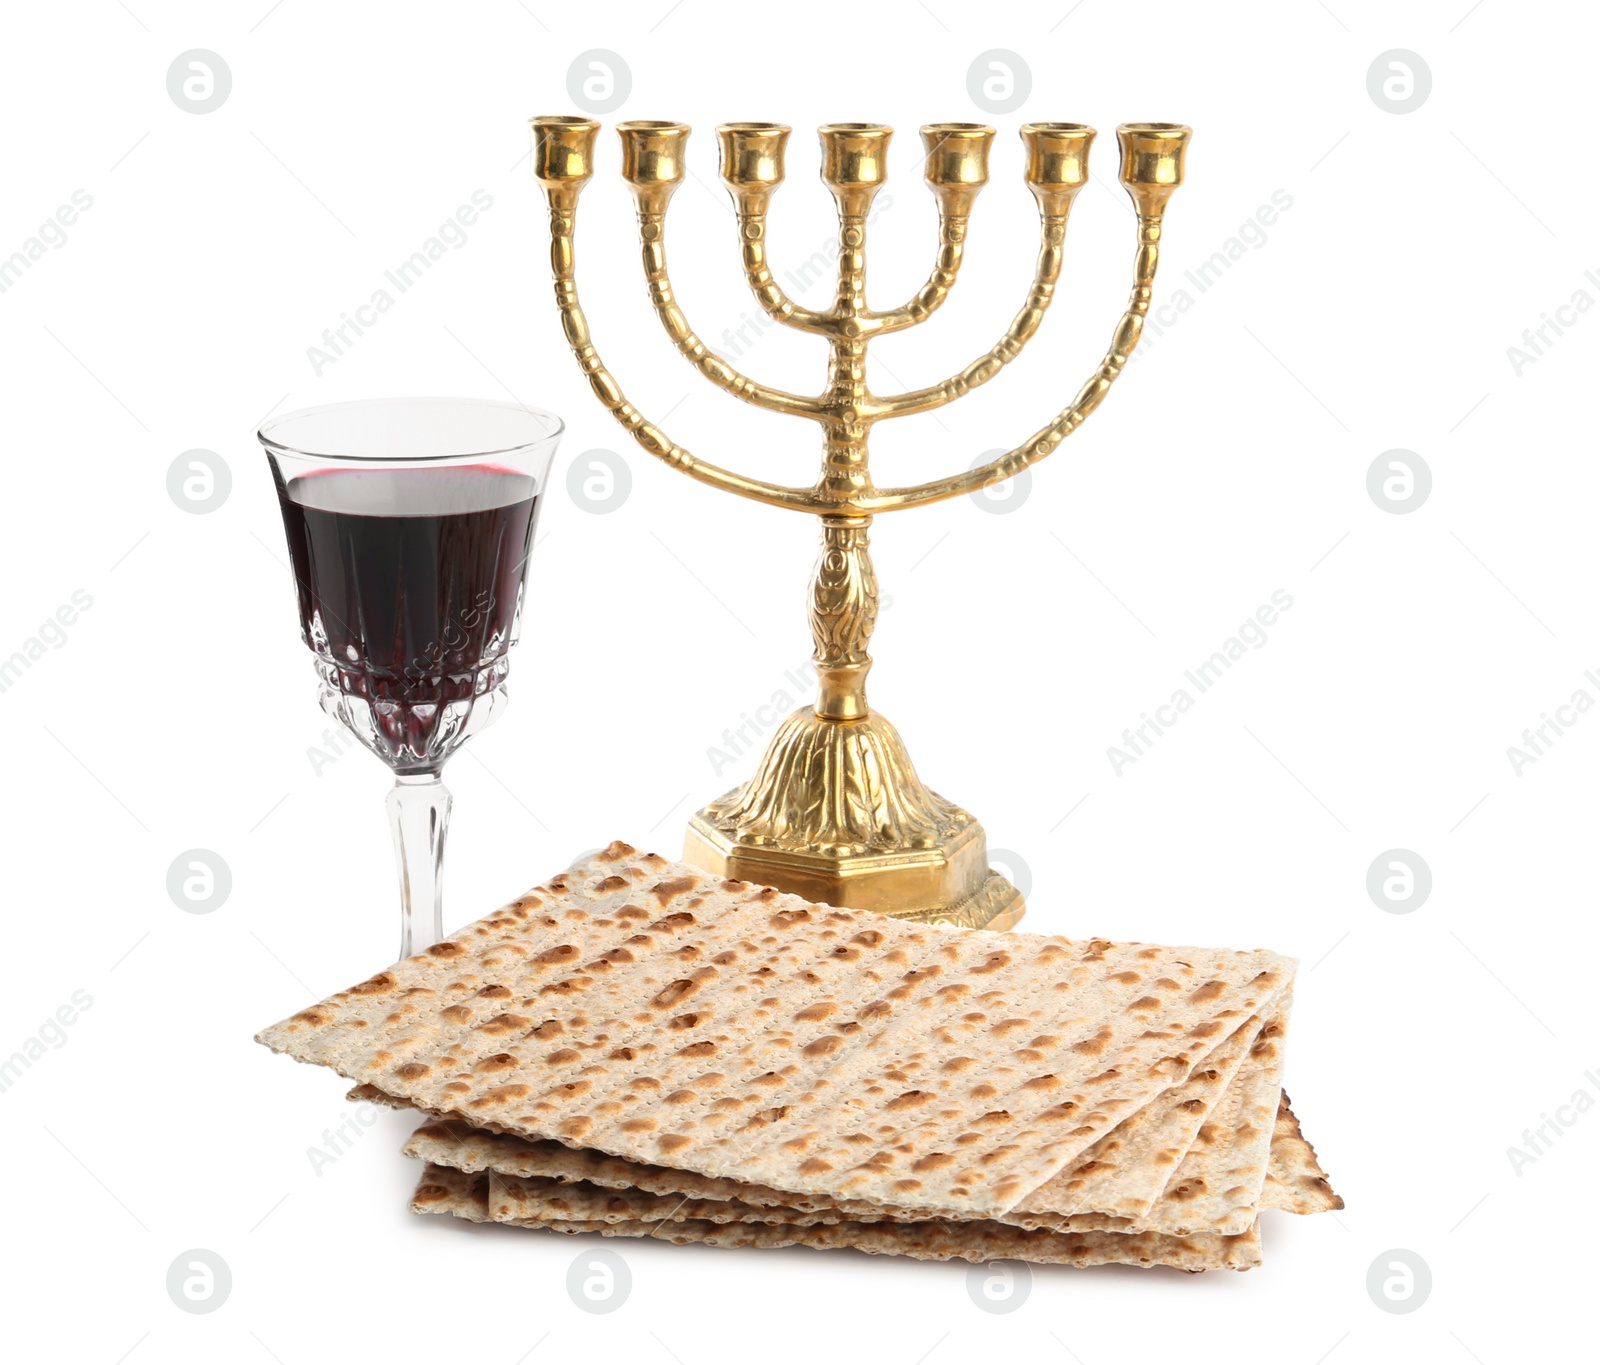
[1071,1027,1113,1055]
[652,975,708,1008]
[425,941,463,958]
[351,973,396,995]
[475,1013,530,1035]
[648,912,697,933]
[533,944,578,964]
[649,878,698,905]
[469,1084,531,1107]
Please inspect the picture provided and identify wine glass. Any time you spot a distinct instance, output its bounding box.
[259,398,563,957]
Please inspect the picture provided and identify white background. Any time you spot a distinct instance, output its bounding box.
[1,1,1592,1361]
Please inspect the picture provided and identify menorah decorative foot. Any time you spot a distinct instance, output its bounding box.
[530,114,1189,928]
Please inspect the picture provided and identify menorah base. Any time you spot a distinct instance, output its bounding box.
[682,705,1025,930]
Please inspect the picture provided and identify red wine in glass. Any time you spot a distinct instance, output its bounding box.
[259,397,564,959]
[274,465,540,773]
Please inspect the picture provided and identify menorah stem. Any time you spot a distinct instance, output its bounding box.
[809,517,876,720]
[833,213,869,319]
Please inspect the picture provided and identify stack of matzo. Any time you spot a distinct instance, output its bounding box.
[257,842,1341,1271]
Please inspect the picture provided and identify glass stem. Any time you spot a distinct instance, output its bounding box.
[387,774,451,959]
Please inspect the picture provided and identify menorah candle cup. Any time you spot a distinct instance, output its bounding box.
[1116,122,1191,217]
[530,114,600,211]
[818,123,893,217]
[529,114,1191,927]
[920,122,994,218]
[717,122,791,216]
[1021,122,1095,218]
[617,120,691,216]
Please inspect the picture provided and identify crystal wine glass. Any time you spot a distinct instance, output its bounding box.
[259,398,563,957]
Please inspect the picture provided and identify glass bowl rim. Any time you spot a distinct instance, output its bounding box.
[258,396,565,464]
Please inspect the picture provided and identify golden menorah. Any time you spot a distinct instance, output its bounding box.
[530,115,1189,929]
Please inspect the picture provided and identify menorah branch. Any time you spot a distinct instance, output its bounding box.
[860,212,1164,512]
[635,214,826,418]
[862,212,970,336]
[734,209,836,335]
[870,211,1067,419]
[544,206,826,514]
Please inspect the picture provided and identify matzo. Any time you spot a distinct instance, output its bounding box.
[411,1163,1262,1271]
[390,1009,1269,1227]
[1006,1010,1266,1227]
[259,843,1294,1217]
[1261,1090,1342,1215]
